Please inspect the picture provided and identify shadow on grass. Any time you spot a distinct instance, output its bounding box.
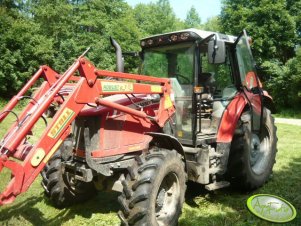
[180,155,301,226]
[0,191,119,225]
[0,196,46,224]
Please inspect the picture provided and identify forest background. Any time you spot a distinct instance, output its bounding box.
[1,0,301,114]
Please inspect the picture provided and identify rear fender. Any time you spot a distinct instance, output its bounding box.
[216,94,248,143]
[146,132,187,171]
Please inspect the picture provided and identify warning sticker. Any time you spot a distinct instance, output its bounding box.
[151,85,162,93]
[101,81,133,92]
[164,94,173,109]
[48,108,74,139]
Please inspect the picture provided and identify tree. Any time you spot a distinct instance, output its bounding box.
[184,6,201,28]
[202,16,221,32]
[0,3,54,97]
[29,0,141,72]
[133,0,179,36]
[0,0,143,97]
[221,0,301,110]
[284,48,301,108]
[262,49,301,110]
[286,0,301,44]
[220,0,296,64]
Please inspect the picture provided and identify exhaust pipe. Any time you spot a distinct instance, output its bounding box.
[110,37,124,72]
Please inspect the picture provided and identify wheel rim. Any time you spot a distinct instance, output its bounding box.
[65,172,84,194]
[249,126,271,175]
[155,172,180,225]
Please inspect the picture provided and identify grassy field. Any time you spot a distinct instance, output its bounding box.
[0,114,300,225]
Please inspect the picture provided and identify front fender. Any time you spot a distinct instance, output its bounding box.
[216,94,247,143]
[146,132,187,171]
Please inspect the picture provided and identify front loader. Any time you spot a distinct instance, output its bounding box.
[0,29,277,226]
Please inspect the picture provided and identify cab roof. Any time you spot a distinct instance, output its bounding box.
[140,28,236,49]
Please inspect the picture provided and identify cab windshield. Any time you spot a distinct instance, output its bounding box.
[141,43,195,88]
[141,43,195,141]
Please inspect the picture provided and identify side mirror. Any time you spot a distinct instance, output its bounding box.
[208,39,226,64]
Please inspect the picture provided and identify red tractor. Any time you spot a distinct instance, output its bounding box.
[0,29,277,226]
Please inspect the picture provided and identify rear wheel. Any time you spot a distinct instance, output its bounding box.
[226,108,277,190]
[41,139,97,207]
[118,147,186,226]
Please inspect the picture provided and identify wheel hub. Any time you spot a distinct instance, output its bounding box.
[155,172,180,225]
[156,188,166,210]
[250,134,261,166]
[249,128,271,175]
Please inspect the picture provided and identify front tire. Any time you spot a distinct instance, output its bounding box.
[118,148,186,226]
[41,139,97,207]
[226,107,277,190]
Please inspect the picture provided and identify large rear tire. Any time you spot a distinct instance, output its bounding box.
[118,147,186,226]
[226,107,277,190]
[41,139,97,207]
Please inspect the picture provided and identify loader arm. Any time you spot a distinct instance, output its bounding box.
[0,57,175,205]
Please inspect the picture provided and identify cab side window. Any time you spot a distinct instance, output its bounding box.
[200,48,233,96]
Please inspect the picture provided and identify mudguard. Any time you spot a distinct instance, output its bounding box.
[216,94,247,143]
[216,90,274,143]
[146,132,187,171]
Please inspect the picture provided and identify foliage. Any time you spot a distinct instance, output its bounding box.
[0,0,189,98]
[221,0,301,111]
[184,6,201,29]
[221,0,296,64]
[0,4,54,96]
[202,16,221,32]
[257,48,301,109]
[261,60,291,108]
[133,0,180,36]
[1,0,301,111]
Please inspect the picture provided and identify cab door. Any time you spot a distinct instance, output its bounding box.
[235,30,263,132]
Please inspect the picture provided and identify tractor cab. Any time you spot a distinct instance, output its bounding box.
[140,29,233,145]
[140,29,262,146]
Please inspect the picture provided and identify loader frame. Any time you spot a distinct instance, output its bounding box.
[0,55,175,205]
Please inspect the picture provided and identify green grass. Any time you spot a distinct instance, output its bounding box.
[0,114,300,225]
[180,124,301,226]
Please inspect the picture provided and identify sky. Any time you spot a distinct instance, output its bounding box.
[125,0,221,22]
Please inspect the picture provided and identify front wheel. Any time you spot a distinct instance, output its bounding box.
[41,139,97,207]
[226,107,277,190]
[118,148,187,226]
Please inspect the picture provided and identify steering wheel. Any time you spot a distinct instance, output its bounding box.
[174,73,190,84]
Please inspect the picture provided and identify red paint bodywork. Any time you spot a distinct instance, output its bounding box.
[216,94,247,143]
[217,87,270,143]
